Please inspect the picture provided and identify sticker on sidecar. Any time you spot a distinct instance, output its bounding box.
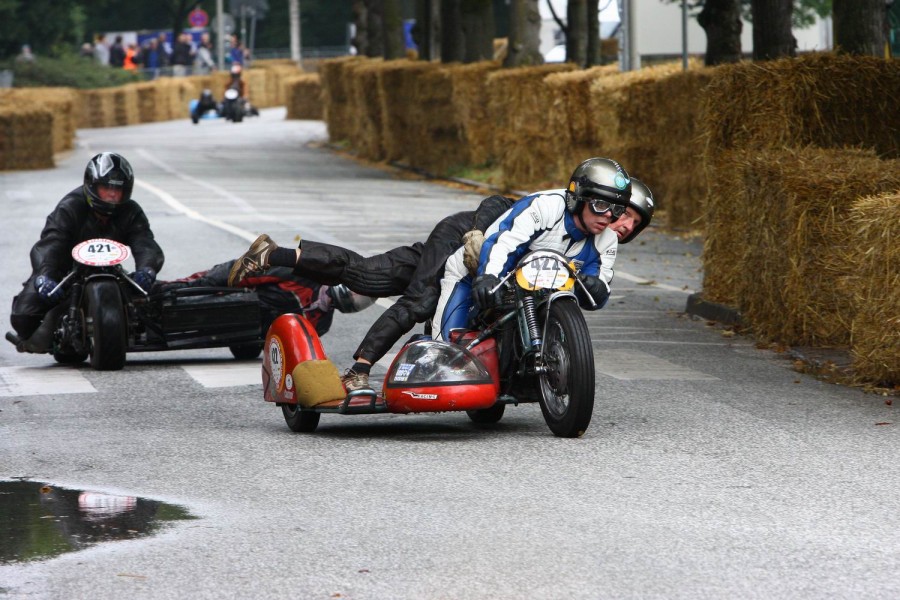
[267,335,285,392]
[401,391,439,400]
[72,238,130,266]
[394,363,415,381]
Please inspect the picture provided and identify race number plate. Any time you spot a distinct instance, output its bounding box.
[72,238,130,266]
[516,252,574,291]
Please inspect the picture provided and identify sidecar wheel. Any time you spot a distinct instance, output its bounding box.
[85,281,127,371]
[538,299,595,438]
[466,403,505,424]
[281,404,320,433]
[230,342,263,360]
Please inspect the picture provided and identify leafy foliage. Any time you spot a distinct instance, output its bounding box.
[2,54,143,88]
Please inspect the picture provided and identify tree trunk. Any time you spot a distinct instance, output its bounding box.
[504,0,543,66]
[585,0,600,67]
[566,0,587,66]
[696,0,742,66]
[352,0,368,56]
[415,0,441,61]
[383,0,405,58]
[367,0,385,57]
[833,0,887,57]
[461,0,495,63]
[751,0,795,60]
[441,0,465,62]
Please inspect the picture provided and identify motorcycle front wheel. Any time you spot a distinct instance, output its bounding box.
[85,280,127,371]
[281,404,320,433]
[538,299,595,438]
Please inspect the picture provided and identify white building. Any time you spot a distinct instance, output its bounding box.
[540,0,832,66]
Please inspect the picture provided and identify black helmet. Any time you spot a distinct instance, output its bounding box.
[565,157,632,216]
[327,284,376,313]
[201,88,213,100]
[83,152,134,216]
[620,178,655,244]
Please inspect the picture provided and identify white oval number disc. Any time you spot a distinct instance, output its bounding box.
[72,239,130,266]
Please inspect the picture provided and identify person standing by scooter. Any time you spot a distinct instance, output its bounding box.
[9,153,164,349]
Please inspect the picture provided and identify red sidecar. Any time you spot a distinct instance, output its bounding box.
[262,313,501,432]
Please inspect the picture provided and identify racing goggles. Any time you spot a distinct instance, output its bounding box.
[584,196,627,218]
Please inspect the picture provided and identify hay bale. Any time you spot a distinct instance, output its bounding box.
[706,147,900,347]
[284,73,323,120]
[702,53,900,159]
[447,60,502,166]
[110,85,139,126]
[0,87,80,153]
[339,59,386,160]
[848,192,900,386]
[616,66,717,229]
[77,88,116,128]
[319,56,367,142]
[406,65,470,173]
[131,81,168,122]
[376,59,442,163]
[0,105,54,170]
[486,63,577,189]
[545,65,619,182]
[260,64,304,106]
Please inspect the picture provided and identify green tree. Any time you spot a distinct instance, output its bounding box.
[0,0,91,58]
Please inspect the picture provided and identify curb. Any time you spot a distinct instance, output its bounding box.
[684,292,742,326]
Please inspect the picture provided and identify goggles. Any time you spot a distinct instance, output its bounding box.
[585,197,627,218]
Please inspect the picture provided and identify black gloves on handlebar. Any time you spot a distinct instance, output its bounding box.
[575,273,610,311]
[130,268,157,292]
[472,274,501,310]
[34,275,63,303]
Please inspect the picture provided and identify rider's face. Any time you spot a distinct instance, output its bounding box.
[611,207,642,241]
[97,185,123,203]
[577,202,613,235]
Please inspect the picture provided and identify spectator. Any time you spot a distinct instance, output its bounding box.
[195,32,216,74]
[93,34,110,66]
[109,35,125,67]
[79,43,94,59]
[170,32,194,77]
[123,43,139,70]
[228,34,248,66]
[15,44,35,63]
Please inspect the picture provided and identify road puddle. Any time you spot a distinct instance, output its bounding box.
[0,480,196,564]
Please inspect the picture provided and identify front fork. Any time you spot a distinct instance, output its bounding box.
[57,280,86,354]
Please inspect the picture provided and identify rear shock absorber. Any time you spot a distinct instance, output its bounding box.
[523,295,541,349]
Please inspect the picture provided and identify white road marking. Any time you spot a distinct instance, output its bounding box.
[0,367,96,397]
[181,363,263,388]
[615,270,695,294]
[594,349,719,380]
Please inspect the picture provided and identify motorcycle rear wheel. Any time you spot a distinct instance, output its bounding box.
[538,299,595,438]
[230,342,263,360]
[282,404,320,432]
[85,281,127,371]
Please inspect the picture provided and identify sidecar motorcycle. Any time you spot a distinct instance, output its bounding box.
[6,239,264,370]
[263,249,597,438]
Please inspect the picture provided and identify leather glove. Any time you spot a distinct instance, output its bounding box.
[130,267,156,292]
[34,275,64,303]
[576,273,610,310]
[472,274,501,310]
[462,229,485,277]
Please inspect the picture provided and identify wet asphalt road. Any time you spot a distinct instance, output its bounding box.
[1,108,897,599]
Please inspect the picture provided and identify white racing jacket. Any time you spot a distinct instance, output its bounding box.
[432,190,618,339]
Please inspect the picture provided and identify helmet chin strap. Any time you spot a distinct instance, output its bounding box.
[574,203,588,234]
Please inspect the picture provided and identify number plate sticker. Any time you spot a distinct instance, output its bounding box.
[267,334,286,392]
[517,257,571,290]
[72,238,130,266]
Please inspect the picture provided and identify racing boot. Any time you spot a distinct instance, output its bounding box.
[340,368,373,393]
[228,234,278,286]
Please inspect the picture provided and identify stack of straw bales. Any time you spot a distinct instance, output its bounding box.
[847,192,900,385]
[407,65,471,173]
[377,59,442,163]
[0,88,80,154]
[448,60,502,167]
[319,56,366,142]
[719,148,899,347]
[485,63,576,188]
[285,73,323,120]
[545,65,619,182]
[345,59,387,160]
[0,104,54,169]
